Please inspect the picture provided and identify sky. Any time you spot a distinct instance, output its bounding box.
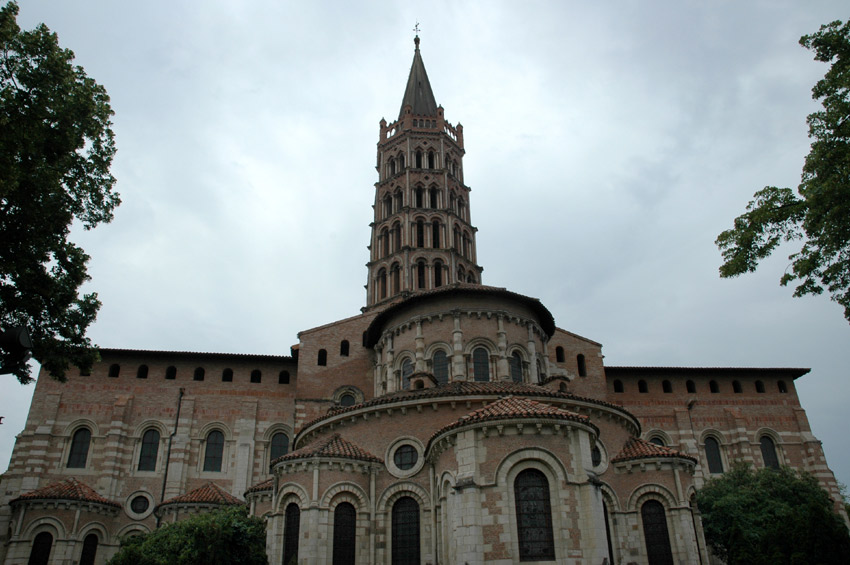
[3,1,849,490]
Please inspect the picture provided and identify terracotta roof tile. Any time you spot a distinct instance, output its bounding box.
[612,437,697,464]
[245,478,274,495]
[159,483,244,507]
[429,396,596,444]
[12,478,120,508]
[274,433,381,465]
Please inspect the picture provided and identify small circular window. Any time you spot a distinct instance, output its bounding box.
[386,437,425,478]
[130,496,149,514]
[125,491,154,519]
[394,444,418,470]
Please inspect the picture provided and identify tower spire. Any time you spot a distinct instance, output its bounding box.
[398,30,437,120]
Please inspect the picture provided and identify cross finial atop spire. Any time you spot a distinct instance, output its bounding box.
[413,22,420,49]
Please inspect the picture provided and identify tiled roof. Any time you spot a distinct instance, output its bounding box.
[159,483,244,507]
[430,396,596,444]
[605,366,809,379]
[245,478,274,495]
[99,348,293,362]
[274,434,381,465]
[612,437,697,464]
[12,478,120,508]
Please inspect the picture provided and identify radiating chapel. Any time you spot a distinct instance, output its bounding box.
[0,37,845,565]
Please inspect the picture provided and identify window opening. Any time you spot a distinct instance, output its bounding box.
[108,364,120,378]
[279,370,290,384]
[203,430,224,472]
[417,260,426,289]
[591,445,602,467]
[165,365,177,380]
[79,533,98,565]
[27,531,53,565]
[137,365,148,379]
[686,380,696,393]
[283,503,301,565]
[638,380,648,393]
[194,367,205,381]
[662,380,672,393]
[433,351,449,384]
[67,428,91,468]
[704,437,724,474]
[641,500,674,565]
[733,380,742,393]
[138,429,160,471]
[755,380,765,393]
[472,347,489,382]
[510,352,523,383]
[555,347,565,363]
[709,380,719,393]
[432,221,440,248]
[392,497,420,565]
[514,469,555,561]
[613,380,624,393]
[270,432,289,462]
[649,436,666,447]
[340,340,350,356]
[250,369,262,383]
[402,359,414,390]
[577,353,587,376]
[340,393,356,407]
[434,261,443,287]
[332,502,356,565]
[416,220,425,247]
[318,349,328,366]
[777,380,787,393]
[393,444,418,470]
[222,368,233,382]
[429,188,438,208]
[760,436,780,469]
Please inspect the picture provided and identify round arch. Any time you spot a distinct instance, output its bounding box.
[321,481,370,512]
[377,481,431,513]
[494,447,570,487]
[627,483,678,511]
[274,483,310,513]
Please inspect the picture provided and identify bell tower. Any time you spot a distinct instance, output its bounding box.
[366,36,483,309]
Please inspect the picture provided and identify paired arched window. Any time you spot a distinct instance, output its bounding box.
[392,222,402,250]
[383,195,392,218]
[427,150,436,169]
[415,150,423,169]
[391,263,401,294]
[472,347,489,382]
[318,349,328,366]
[429,188,438,208]
[381,227,390,256]
[433,351,449,384]
[641,500,674,565]
[79,533,98,565]
[138,429,160,471]
[67,428,91,468]
[333,502,356,565]
[283,503,300,565]
[27,531,53,565]
[577,354,587,376]
[760,436,780,469]
[391,497,420,565]
[401,359,414,390]
[514,469,555,561]
[203,430,224,472]
[704,437,724,474]
[510,352,523,383]
[270,432,289,462]
[378,268,388,299]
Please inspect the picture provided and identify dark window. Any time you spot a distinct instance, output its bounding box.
[603,501,615,565]
[340,340,350,357]
[755,380,765,393]
[391,263,401,294]
[514,469,555,561]
[203,430,224,472]
[555,347,565,363]
[415,150,423,168]
[333,502,357,565]
[434,261,443,287]
[283,503,301,565]
[130,495,149,514]
[613,380,624,393]
[193,367,205,381]
[318,349,328,366]
[279,370,290,384]
[662,380,672,393]
[733,380,742,393]
[340,393,356,407]
[378,268,387,299]
[686,380,696,393]
[638,380,648,393]
[777,380,788,393]
[27,531,53,565]
[398,153,405,169]
[472,347,489,382]
[270,432,289,462]
[394,444,418,470]
[591,445,602,467]
[381,228,389,256]
[165,365,177,380]
[417,260,426,289]
[222,368,233,382]
[391,497,420,565]
[760,436,780,469]
[416,220,425,247]
[415,188,424,208]
[432,222,441,249]
[433,351,449,384]
[704,437,723,474]
[577,354,587,376]
[67,428,91,468]
[250,369,262,383]
[709,380,719,393]
[402,359,414,390]
[650,436,666,447]
[429,188,438,208]
[137,365,148,379]
[138,429,160,471]
[79,533,98,565]
[428,150,435,169]
[510,352,523,383]
[108,363,120,378]
[641,500,674,565]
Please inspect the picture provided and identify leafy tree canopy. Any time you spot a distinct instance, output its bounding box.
[716,20,850,323]
[695,463,850,565]
[0,1,119,383]
[107,506,268,565]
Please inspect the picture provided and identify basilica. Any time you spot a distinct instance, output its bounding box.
[0,37,844,565]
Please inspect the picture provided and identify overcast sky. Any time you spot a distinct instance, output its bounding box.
[3,1,848,490]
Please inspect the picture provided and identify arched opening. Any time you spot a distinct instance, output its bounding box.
[472,347,489,382]
[138,429,160,471]
[392,496,420,565]
[417,260,426,289]
[732,380,742,393]
[514,469,555,561]
[686,380,696,393]
[755,380,765,393]
[378,268,388,300]
[432,220,440,248]
[136,365,148,379]
[333,502,356,565]
[638,380,648,393]
[510,352,523,383]
[270,432,289,462]
[641,500,674,565]
[222,368,233,382]
[398,152,405,169]
[416,220,425,247]
[340,340,350,356]
[67,428,91,469]
[383,195,392,218]
[250,369,262,383]
[278,370,290,384]
[381,227,389,257]
[283,503,300,565]
[402,359,414,390]
[79,533,98,565]
[108,363,120,378]
[760,436,780,469]
[203,430,224,472]
[613,380,624,393]
[391,263,401,294]
[427,150,436,169]
[649,436,666,447]
[603,500,615,564]
[662,380,672,393]
[434,260,443,287]
[704,437,724,474]
[433,350,449,384]
[555,347,565,363]
[27,531,53,565]
[165,365,176,380]
[577,354,587,376]
[415,149,423,168]
[393,222,402,250]
[318,349,328,366]
[193,367,205,381]
[340,393,356,407]
[415,187,424,208]
[709,380,719,393]
[777,380,788,393]
[429,188,438,208]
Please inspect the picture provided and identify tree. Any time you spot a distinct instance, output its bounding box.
[0,1,119,383]
[716,20,850,323]
[695,463,850,565]
[107,506,268,565]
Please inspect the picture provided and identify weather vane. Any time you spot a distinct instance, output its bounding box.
[413,22,420,36]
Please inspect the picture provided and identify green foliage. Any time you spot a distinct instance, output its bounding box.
[107,506,268,565]
[0,1,119,383]
[695,463,850,565]
[716,20,850,323]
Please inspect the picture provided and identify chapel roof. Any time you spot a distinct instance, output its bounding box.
[12,478,120,508]
[611,437,697,464]
[399,35,438,119]
[158,482,244,507]
[273,433,382,465]
[245,478,274,495]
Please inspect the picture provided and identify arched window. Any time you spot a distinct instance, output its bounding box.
[613,380,624,393]
[383,195,392,218]
[591,445,602,467]
[138,429,160,471]
[555,346,565,363]
[381,227,390,257]
[755,380,765,393]
[108,363,120,378]
[194,367,205,381]
[378,268,387,299]
[392,497,420,565]
[429,188,438,208]
[638,380,648,393]
[510,352,523,383]
[402,359,414,390]
[283,503,300,565]
[279,370,290,384]
[760,436,780,469]
[340,393,356,407]
[641,500,674,565]
[577,354,587,376]
[603,500,615,565]
[427,150,436,169]
[165,365,177,380]
[704,437,723,474]
[79,532,98,565]
[416,220,425,247]
[340,340,350,356]
[462,233,470,258]
[472,347,489,382]
[417,260,426,289]
[250,369,262,383]
[318,349,328,366]
[433,351,449,384]
[389,157,396,176]
[732,380,742,393]
[137,365,148,379]
[662,380,672,393]
[67,428,91,468]
[391,263,401,294]
[333,502,356,565]
[203,430,224,472]
[222,368,233,382]
[415,149,423,169]
[514,469,555,561]
[270,432,289,462]
[686,380,696,393]
[434,260,443,287]
[709,380,719,393]
[432,220,440,248]
[649,436,666,447]
[453,225,461,252]
[27,531,53,565]
[777,380,788,393]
